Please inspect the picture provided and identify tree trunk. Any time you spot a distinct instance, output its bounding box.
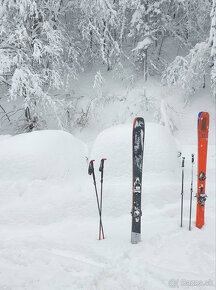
[143,49,148,82]
[203,74,205,88]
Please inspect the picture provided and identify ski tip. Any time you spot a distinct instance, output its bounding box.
[198,112,210,133]
[198,111,203,119]
[132,117,145,130]
[133,117,137,127]
[198,112,203,127]
[133,116,144,123]
[101,158,107,161]
[133,117,144,121]
[198,112,209,119]
[198,111,209,122]
[90,160,95,162]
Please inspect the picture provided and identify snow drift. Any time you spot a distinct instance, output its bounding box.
[0,122,215,290]
[90,122,179,181]
[0,130,88,181]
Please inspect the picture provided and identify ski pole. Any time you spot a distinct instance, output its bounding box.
[189,154,194,231]
[99,158,107,240]
[180,157,185,227]
[88,160,104,240]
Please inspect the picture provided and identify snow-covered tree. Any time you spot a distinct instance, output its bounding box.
[0,0,79,131]
[77,0,126,71]
[0,0,214,133]
[93,71,105,98]
[129,0,166,80]
[167,0,211,49]
[162,42,211,101]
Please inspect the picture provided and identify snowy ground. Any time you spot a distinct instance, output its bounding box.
[0,86,215,289]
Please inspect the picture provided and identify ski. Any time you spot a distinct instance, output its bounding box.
[131,117,145,244]
[196,112,209,229]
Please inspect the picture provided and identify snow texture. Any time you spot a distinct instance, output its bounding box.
[133,37,154,51]
[90,122,178,180]
[0,106,215,290]
[0,130,88,181]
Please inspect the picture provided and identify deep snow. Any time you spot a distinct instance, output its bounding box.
[0,93,215,289]
[0,75,216,290]
[0,130,88,181]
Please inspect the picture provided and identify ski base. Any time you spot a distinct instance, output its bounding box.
[131,232,141,244]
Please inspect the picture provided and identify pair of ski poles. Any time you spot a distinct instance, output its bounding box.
[88,158,107,240]
[180,154,194,230]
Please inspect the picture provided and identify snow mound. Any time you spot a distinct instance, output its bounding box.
[0,130,88,181]
[90,122,178,180]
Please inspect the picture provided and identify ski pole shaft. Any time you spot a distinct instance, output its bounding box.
[94,177,105,240]
[99,158,107,240]
[88,160,104,240]
[189,154,194,231]
[180,157,185,227]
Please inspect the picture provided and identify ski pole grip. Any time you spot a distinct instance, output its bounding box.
[99,158,107,172]
[88,160,95,175]
[182,157,185,167]
[192,154,194,163]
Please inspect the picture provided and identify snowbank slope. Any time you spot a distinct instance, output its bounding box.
[90,122,179,180]
[0,130,88,181]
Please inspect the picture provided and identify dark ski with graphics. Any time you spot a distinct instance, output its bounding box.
[131,117,145,244]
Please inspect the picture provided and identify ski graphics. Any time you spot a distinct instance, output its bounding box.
[196,112,209,229]
[198,111,203,123]
[131,117,145,244]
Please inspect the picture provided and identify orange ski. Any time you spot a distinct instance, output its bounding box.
[196,112,209,229]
